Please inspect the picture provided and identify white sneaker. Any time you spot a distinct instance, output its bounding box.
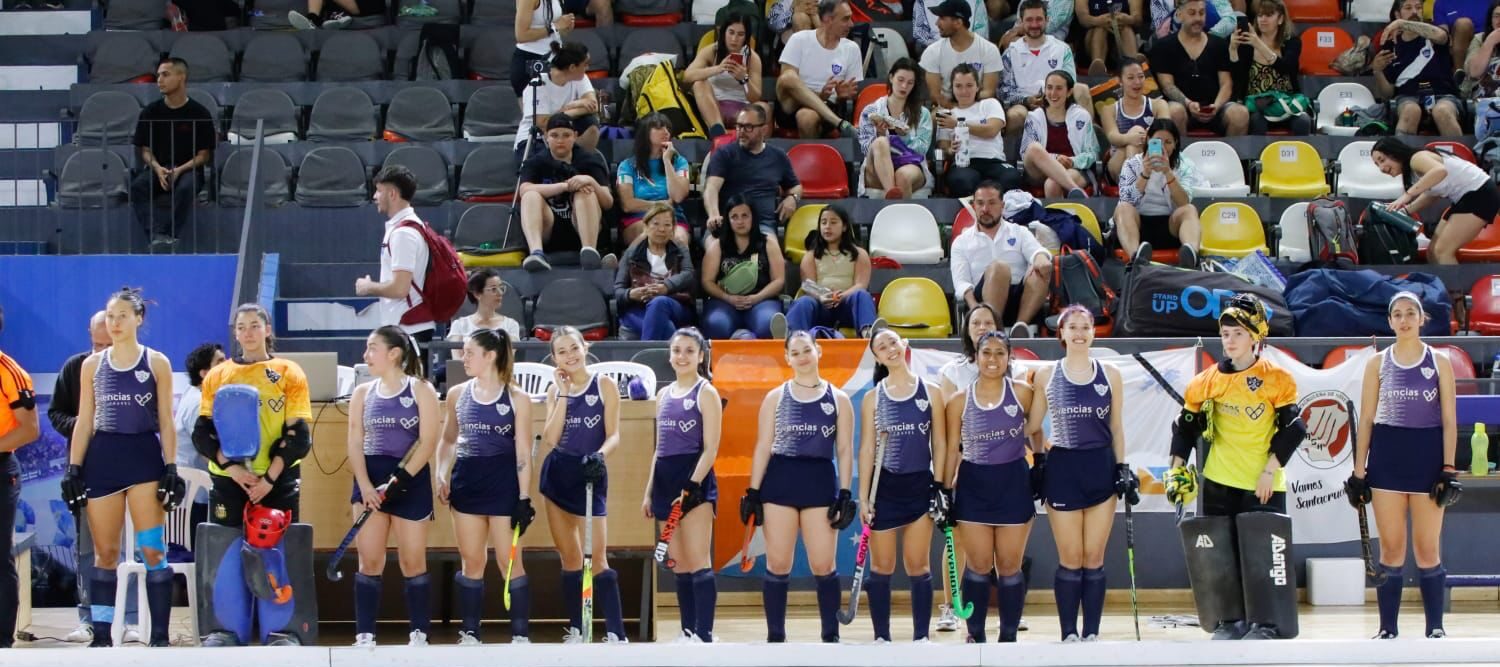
[872,638,890,644]
[1082,633,1098,642]
[914,637,932,643]
[123,626,142,643]
[353,633,376,648]
[671,629,700,643]
[562,627,584,644]
[457,631,481,646]
[935,604,959,632]
[512,635,531,644]
[1018,617,1029,631]
[65,623,94,643]
[605,632,629,644]
[1062,633,1080,643]
[408,630,428,646]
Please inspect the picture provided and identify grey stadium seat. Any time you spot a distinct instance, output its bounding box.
[453,203,525,253]
[462,85,521,142]
[168,33,234,83]
[615,0,683,17]
[74,92,141,146]
[468,0,517,25]
[307,87,378,142]
[295,146,369,207]
[385,87,455,141]
[396,0,463,26]
[382,145,451,205]
[532,278,611,337]
[464,29,515,81]
[87,33,160,84]
[55,149,130,209]
[103,0,168,30]
[228,89,301,144]
[456,145,516,201]
[570,29,613,76]
[188,88,224,138]
[315,32,387,82]
[618,28,684,73]
[240,32,309,82]
[218,148,291,207]
[249,0,297,30]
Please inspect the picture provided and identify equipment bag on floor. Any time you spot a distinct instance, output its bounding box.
[1283,269,1451,337]
[1115,263,1294,337]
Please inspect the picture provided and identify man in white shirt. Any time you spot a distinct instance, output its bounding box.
[949,182,1053,337]
[355,165,435,363]
[914,0,1005,49]
[776,0,864,138]
[999,0,1092,137]
[920,0,1003,106]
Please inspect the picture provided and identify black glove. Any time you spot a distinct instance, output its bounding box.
[1431,469,1463,508]
[512,497,536,536]
[828,488,858,530]
[158,463,186,512]
[739,487,763,526]
[1344,474,1372,508]
[1114,462,1140,506]
[581,452,607,485]
[928,481,951,526]
[1029,451,1048,502]
[680,479,706,513]
[60,464,87,516]
[380,466,416,500]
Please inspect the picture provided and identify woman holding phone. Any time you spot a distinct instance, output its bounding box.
[685,14,764,138]
[1228,0,1308,135]
[1111,119,1204,269]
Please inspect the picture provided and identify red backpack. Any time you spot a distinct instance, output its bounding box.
[391,219,467,325]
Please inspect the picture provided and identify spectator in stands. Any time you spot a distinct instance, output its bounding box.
[0,304,39,651]
[920,0,1002,106]
[1114,119,1204,268]
[174,343,224,514]
[941,64,1024,196]
[917,0,1003,50]
[1150,0,1238,39]
[1376,0,1465,136]
[685,13,766,138]
[1103,58,1169,180]
[517,114,613,272]
[617,114,691,248]
[858,58,934,199]
[614,204,696,340]
[562,0,610,27]
[999,0,1075,42]
[132,57,215,250]
[1228,0,1309,134]
[1372,137,1500,264]
[700,195,788,340]
[1462,0,1500,133]
[1000,0,1092,139]
[949,182,1053,338]
[1075,0,1143,76]
[356,166,438,356]
[1020,70,1097,198]
[288,0,381,29]
[776,0,862,138]
[769,0,820,41]
[511,0,575,97]
[1152,0,1249,136]
[703,105,803,235]
[517,41,599,160]
[447,269,523,359]
[771,205,881,339]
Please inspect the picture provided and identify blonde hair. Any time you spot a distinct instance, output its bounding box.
[1254,0,1294,47]
[642,202,676,229]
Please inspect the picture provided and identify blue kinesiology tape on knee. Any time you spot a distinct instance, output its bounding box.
[136,525,169,571]
[213,384,262,461]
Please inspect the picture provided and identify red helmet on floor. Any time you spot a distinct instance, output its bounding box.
[243,504,291,549]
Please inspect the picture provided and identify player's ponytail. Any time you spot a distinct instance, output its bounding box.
[373,325,424,377]
[468,327,515,387]
[109,286,149,319]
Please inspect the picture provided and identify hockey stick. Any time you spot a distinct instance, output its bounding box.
[1134,352,1196,527]
[1345,399,1384,584]
[839,432,886,625]
[506,434,542,610]
[583,477,595,643]
[738,519,758,572]
[653,499,686,569]
[943,524,972,619]
[1125,498,1141,640]
[328,447,417,581]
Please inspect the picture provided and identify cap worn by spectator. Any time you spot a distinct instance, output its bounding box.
[546,114,577,132]
[930,0,972,24]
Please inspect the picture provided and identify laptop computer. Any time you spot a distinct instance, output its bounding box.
[277,352,340,402]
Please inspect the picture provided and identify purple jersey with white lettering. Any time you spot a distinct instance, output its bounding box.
[557,375,607,456]
[960,378,1028,465]
[362,378,420,457]
[874,380,934,474]
[455,383,517,458]
[772,381,838,459]
[657,380,706,458]
[93,346,158,434]
[1374,346,1443,429]
[1045,360,1113,451]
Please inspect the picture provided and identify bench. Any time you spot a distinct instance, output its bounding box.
[1444,574,1500,611]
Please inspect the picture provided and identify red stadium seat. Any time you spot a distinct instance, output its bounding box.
[1011,345,1041,361]
[1300,27,1354,75]
[1286,0,1342,22]
[1468,275,1500,335]
[620,12,682,25]
[1436,344,1479,395]
[1457,216,1500,263]
[1322,345,1371,368]
[854,83,888,123]
[788,144,850,198]
[1426,140,1478,164]
[952,206,975,239]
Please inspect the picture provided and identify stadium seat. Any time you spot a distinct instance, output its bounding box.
[618,0,685,25]
[453,204,525,266]
[1276,202,1312,263]
[789,144,851,198]
[87,33,159,84]
[619,28,686,75]
[871,27,910,70]
[249,0,299,29]
[692,0,729,23]
[569,29,614,79]
[315,31,386,81]
[466,29,517,80]
[385,87,457,142]
[103,0,167,30]
[1350,0,1388,19]
[590,361,659,397]
[532,278,612,340]
[1045,202,1105,244]
[1426,140,1478,164]
[463,86,522,142]
[383,146,451,204]
[1436,344,1479,394]
[396,0,463,26]
[218,149,290,207]
[875,277,953,338]
[952,206,975,239]
[1180,141,1251,196]
[855,83,889,123]
[54,149,129,209]
[457,146,518,202]
[1285,0,1341,22]
[227,89,301,144]
[470,0,518,25]
[294,146,369,207]
[1321,344,1371,368]
[783,204,826,262]
[307,87,378,142]
[1315,83,1375,136]
[629,348,674,389]
[169,33,233,83]
[189,89,223,139]
[870,204,944,264]
[1256,140,1329,198]
[1011,345,1041,361]
[1335,140,1402,198]
[1467,275,1500,335]
[1457,216,1500,262]
[1299,27,1354,75]
[74,92,141,146]
[1199,202,1268,257]
[512,362,556,397]
[241,32,309,82]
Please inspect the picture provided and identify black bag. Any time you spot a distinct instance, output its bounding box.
[412,24,464,81]
[1358,203,1420,265]
[1115,263,1294,337]
[1305,196,1358,268]
[1047,246,1115,329]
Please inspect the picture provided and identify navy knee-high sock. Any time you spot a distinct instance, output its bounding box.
[910,573,933,641]
[353,573,381,636]
[1081,567,1107,638]
[455,573,484,635]
[145,568,173,643]
[997,572,1026,640]
[867,572,893,641]
[405,574,432,634]
[961,569,991,642]
[90,568,117,644]
[674,572,696,635]
[815,573,841,642]
[1376,563,1403,636]
[1419,564,1447,636]
[1053,567,1083,639]
[692,568,717,642]
[763,572,790,642]
[561,569,583,634]
[596,569,626,639]
[509,575,532,639]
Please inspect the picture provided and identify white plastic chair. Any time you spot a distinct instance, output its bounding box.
[871,27,909,70]
[589,361,657,399]
[869,203,944,264]
[1349,0,1388,21]
[1180,141,1251,196]
[1316,83,1376,136]
[114,467,210,646]
[513,361,555,399]
[1335,140,1402,198]
[1277,202,1312,263]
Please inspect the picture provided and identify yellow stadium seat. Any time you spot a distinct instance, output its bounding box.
[1045,202,1104,244]
[460,251,525,267]
[783,204,825,263]
[876,277,953,338]
[1199,202,1269,258]
[1256,140,1329,198]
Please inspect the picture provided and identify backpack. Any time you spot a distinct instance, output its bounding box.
[621,58,707,139]
[412,23,463,81]
[392,220,468,325]
[1358,203,1420,265]
[1305,196,1359,268]
[1048,246,1116,328]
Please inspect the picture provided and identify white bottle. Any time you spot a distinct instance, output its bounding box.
[953,118,971,168]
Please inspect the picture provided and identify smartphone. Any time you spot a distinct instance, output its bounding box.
[1199,104,1216,114]
[728,52,746,67]
[1147,138,1163,156]
[1235,15,1250,32]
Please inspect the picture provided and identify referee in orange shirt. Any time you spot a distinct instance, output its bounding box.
[0,304,41,648]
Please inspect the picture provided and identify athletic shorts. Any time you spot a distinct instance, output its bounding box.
[871,468,933,531]
[1445,183,1500,223]
[352,454,434,522]
[1139,213,1181,249]
[1200,476,1286,518]
[209,465,301,527]
[539,449,607,517]
[1394,94,1464,115]
[649,452,718,519]
[953,458,1034,526]
[1366,423,1444,494]
[774,98,836,135]
[973,274,1026,324]
[83,431,165,499]
[449,452,520,517]
[760,454,838,509]
[1043,446,1116,512]
[1185,102,1242,135]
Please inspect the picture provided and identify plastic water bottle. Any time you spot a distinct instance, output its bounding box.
[953,120,971,168]
[1473,423,1490,477]
[1491,353,1500,381]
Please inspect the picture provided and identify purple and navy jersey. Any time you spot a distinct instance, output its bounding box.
[873,380,934,474]
[1374,345,1443,429]
[557,374,607,457]
[455,382,517,458]
[93,346,159,434]
[960,378,1028,465]
[362,378,421,458]
[1045,360,1113,451]
[772,381,838,459]
[657,379,706,458]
